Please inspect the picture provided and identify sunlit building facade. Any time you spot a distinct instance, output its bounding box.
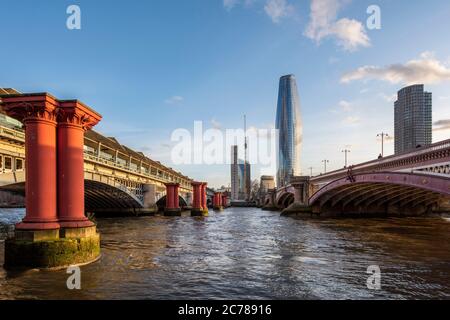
[275,75,302,187]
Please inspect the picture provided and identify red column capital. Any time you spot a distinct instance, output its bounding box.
[0,93,59,124]
[58,100,102,130]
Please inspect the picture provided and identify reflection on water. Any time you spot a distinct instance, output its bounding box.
[1,208,450,299]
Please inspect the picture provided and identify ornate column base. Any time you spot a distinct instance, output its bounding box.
[213,206,224,211]
[164,208,182,217]
[4,226,100,270]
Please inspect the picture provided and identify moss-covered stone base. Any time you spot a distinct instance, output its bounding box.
[4,233,100,270]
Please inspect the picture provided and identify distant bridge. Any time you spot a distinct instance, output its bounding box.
[0,124,216,214]
[265,140,450,216]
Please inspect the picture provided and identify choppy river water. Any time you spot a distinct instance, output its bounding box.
[1,208,450,299]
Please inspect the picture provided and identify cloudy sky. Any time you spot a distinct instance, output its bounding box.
[1,0,450,187]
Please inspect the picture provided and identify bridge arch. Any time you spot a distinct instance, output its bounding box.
[156,195,188,210]
[0,176,146,212]
[277,192,294,209]
[309,172,450,217]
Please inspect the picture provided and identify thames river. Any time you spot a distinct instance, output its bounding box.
[1,208,450,300]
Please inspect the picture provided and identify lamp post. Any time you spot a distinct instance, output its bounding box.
[322,160,330,174]
[342,149,351,168]
[377,132,389,157]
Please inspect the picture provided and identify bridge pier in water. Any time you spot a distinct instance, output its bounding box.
[164,183,181,216]
[190,182,205,216]
[282,176,312,216]
[201,182,209,215]
[213,192,223,211]
[262,189,278,211]
[222,194,228,209]
[1,93,102,269]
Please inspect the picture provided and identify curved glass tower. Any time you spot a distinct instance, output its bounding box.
[275,74,302,187]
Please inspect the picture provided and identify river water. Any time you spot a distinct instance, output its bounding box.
[0,207,450,300]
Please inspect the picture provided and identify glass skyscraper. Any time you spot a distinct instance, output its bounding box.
[394,84,432,154]
[275,74,302,187]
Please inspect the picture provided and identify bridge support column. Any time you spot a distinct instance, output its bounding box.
[201,182,209,215]
[164,183,181,216]
[262,189,277,211]
[57,101,101,228]
[1,93,102,270]
[191,182,205,216]
[222,194,228,209]
[142,184,158,214]
[282,176,313,216]
[213,192,223,211]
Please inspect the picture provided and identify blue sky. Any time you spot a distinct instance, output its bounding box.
[1,0,450,187]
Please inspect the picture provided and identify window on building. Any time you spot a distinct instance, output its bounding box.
[5,157,12,171]
[16,159,24,171]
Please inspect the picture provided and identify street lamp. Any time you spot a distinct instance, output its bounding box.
[308,167,314,177]
[342,149,351,168]
[377,132,389,157]
[322,160,330,174]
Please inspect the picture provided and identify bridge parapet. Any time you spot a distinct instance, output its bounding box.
[311,139,450,188]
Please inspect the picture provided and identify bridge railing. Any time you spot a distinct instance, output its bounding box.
[0,125,25,142]
[311,138,450,184]
[83,151,191,190]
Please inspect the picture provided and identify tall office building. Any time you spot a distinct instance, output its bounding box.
[230,145,251,201]
[394,84,432,154]
[275,74,302,187]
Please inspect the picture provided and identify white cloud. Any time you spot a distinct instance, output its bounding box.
[264,0,294,23]
[338,100,352,112]
[342,116,360,125]
[341,52,450,85]
[304,0,370,51]
[223,0,239,10]
[433,119,450,132]
[223,0,292,23]
[211,118,222,129]
[223,0,256,10]
[379,93,396,103]
[165,96,184,104]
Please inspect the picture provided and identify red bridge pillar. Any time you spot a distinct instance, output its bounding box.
[165,183,181,216]
[201,182,208,215]
[191,182,205,216]
[58,101,101,229]
[1,94,60,234]
[214,192,223,211]
[1,92,102,269]
[222,194,228,209]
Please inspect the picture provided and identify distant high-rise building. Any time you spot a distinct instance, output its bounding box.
[275,74,302,187]
[394,84,432,154]
[230,145,251,201]
[259,176,275,193]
